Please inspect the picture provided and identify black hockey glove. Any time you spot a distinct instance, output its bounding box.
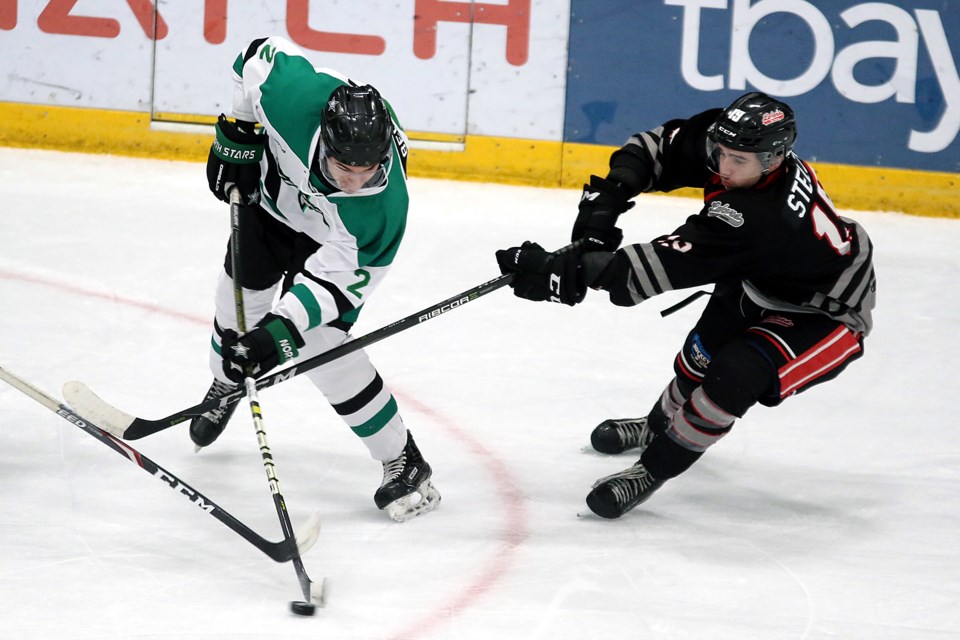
[571,175,634,252]
[206,114,265,205]
[495,241,586,306]
[220,313,305,383]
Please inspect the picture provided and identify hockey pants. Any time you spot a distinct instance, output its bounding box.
[642,281,865,480]
[205,205,407,462]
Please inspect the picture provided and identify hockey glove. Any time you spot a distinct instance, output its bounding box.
[220,313,305,383]
[571,175,634,252]
[495,241,586,306]
[206,114,265,205]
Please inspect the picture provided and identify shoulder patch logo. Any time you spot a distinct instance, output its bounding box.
[707,200,744,227]
[761,315,795,328]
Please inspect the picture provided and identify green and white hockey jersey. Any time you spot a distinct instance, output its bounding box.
[230,36,409,335]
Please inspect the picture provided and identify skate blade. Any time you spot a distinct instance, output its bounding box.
[385,480,441,523]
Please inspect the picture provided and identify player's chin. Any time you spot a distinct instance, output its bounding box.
[722,177,755,190]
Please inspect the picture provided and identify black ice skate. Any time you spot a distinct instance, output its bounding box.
[590,417,657,454]
[374,430,441,522]
[189,379,239,450]
[586,462,665,519]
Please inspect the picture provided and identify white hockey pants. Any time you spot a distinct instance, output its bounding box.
[207,270,407,462]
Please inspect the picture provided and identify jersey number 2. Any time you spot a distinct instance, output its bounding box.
[347,269,371,299]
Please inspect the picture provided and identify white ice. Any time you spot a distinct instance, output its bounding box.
[1,148,958,640]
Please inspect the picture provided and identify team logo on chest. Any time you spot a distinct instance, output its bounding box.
[707,201,744,227]
[762,315,795,328]
[298,191,325,215]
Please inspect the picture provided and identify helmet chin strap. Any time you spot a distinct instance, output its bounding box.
[759,151,785,173]
[754,157,786,185]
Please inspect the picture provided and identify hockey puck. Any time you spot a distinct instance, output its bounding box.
[290,600,316,616]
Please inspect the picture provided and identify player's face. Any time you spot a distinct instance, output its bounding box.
[713,144,767,189]
[325,158,380,193]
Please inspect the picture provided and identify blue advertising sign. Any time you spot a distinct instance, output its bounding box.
[565,0,959,173]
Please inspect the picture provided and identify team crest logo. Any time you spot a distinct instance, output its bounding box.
[707,201,744,227]
[762,315,794,328]
[762,109,785,126]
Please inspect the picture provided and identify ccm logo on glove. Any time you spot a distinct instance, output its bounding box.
[495,241,586,306]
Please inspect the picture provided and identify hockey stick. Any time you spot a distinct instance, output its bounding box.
[62,237,588,441]
[227,189,323,613]
[64,267,514,440]
[0,365,322,563]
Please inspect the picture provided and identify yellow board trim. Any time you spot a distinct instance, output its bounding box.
[1,103,211,160]
[153,112,219,126]
[2,102,956,218]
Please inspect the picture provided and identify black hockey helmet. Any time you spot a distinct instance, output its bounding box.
[707,91,797,171]
[320,84,393,167]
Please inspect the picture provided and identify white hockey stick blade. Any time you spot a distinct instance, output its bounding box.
[312,577,327,607]
[295,511,323,555]
[62,381,134,438]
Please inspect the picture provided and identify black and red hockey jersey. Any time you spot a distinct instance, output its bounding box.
[595,109,876,336]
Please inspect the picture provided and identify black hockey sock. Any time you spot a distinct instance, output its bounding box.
[646,398,669,436]
[640,434,703,480]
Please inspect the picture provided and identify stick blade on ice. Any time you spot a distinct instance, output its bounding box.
[62,381,134,438]
[295,512,323,555]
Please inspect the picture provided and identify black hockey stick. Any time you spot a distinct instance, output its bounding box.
[62,238,587,441]
[0,365,322,563]
[227,189,323,613]
[64,269,514,440]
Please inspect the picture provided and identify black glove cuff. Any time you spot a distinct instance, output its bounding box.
[216,114,264,146]
[235,119,258,136]
[256,313,306,350]
[582,251,617,289]
[608,147,650,194]
[579,175,634,215]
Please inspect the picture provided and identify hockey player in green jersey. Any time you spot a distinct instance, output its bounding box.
[195,36,439,522]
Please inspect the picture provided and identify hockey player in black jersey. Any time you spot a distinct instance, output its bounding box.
[496,92,876,519]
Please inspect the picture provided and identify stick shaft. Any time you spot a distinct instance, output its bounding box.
[71,239,583,441]
[1,365,299,562]
[107,272,512,439]
[229,190,314,602]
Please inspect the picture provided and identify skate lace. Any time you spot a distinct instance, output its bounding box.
[381,452,408,484]
[596,465,655,505]
[203,380,237,420]
[614,418,655,450]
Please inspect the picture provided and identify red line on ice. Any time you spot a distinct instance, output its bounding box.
[1,267,530,638]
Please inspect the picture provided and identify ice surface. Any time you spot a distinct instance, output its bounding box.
[1,148,958,639]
